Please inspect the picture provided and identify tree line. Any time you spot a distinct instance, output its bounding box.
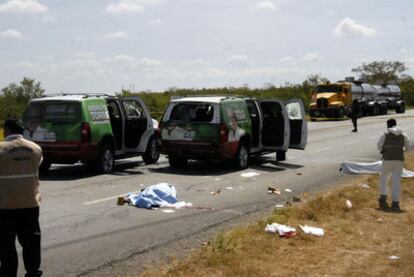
[1,61,413,122]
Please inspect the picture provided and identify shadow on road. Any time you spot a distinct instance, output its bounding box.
[39,160,145,181]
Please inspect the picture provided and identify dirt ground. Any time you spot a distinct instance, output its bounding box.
[140,153,414,277]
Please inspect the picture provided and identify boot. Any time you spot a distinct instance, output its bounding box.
[391,201,401,212]
[378,195,389,210]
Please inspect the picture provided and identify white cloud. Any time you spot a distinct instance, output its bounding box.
[302,52,320,62]
[279,56,294,63]
[333,17,378,38]
[0,29,24,40]
[148,18,163,25]
[103,31,130,40]
[227,54,252,66]
[106,0,145,15]
[0,0,48,14]
[255,1,277,12]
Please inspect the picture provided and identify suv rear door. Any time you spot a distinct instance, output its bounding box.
[121,97,149,151]
[285,99,307,150]
[259,99,289,151]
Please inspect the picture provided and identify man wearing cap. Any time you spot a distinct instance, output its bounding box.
[377,118,410,211]
[0,118,43,277]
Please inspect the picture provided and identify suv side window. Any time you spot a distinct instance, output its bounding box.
[123,100,146,120]
[170,103,214,122]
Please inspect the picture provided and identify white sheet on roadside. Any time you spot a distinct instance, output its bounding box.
[340,161,414,178]
[299,225,324,236]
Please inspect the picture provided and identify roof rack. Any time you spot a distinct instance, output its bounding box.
[41,93,114,98]
[170,94,243,101]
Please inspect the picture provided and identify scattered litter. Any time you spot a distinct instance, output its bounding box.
[346,200,353,209]
[119,183,192,209]
[201,241,210,246]
[275,204,285,209]
[214,178,222,181]
[293,196,301,202]
[296,172,303,176]
[161,209,176,214]
[300,225,324,237]
[241,172,260,178]
[265,223,296,238]
[377,218,384,223]
[389,255,400,260]
[225,186,234,190]
[268,186,281,195]
[284,189,292,193]
[286,201,292,207]
[360,183,370,189]
[210,189,221,195]
[140,184,145,187]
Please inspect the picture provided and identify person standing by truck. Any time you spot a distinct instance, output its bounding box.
[377,119,410,211]
[349,99,360,132]
[0,118,43,277]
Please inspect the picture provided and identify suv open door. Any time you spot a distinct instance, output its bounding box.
[259,99,290,151]
[121,97,150,151]
[285,99,307,150]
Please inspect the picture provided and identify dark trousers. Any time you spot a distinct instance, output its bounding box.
[351,116,358,130]
[0,208,42,277]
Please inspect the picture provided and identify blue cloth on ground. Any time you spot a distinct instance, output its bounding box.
[127,183,177,209]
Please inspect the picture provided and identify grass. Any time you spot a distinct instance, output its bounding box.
[0,128,3,140]
[141,152,414,277]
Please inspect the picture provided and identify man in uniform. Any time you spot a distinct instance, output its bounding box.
[0,118,43,277]
[350,99,360,132]
[377,118,410,211]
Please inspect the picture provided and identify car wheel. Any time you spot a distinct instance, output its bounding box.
[97,143,114,173]
[234,142,249,169]
[142,137,160,164]
[169,154,188,168]
[276,150,286,161]
[39,160,51,174]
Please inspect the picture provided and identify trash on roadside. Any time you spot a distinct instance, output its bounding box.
[210,189,221,195]
[275,204,285,209]
[296,172,303,176]
[293,196,301,202]
[377,218,384,223]
[389,255,400,260]
[118,183,192,209]
[285,189,292,193]
[161,209,176,214]
[360,183,370,189]
[241,172,260,178]
[300,225,324,236]
[225,186,234,190]
[346,199,353,209]
[286,201,292,207]
[265,223,296,238]
[201,241,210,246]
[214,178,222,181]
[268,186,281,195]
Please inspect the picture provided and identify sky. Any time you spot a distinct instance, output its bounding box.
[0,0,413,93]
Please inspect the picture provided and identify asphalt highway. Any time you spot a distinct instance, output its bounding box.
[18,110,414,277]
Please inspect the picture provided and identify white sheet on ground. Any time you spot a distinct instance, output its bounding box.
[340,161,414,178]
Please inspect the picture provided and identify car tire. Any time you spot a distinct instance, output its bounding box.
[276,150,286,161]
[96,143,114,173]
[169,154,187,168]
[39,161,51,174]
[234,142,249,169]
[142,137,160,164]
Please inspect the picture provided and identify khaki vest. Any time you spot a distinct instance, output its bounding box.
[382,133,405,161]
[0,135,42,209]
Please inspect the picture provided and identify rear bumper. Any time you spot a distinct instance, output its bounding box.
[37,142,100,164]
[161,140,238,160]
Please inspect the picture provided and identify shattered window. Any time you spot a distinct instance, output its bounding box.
[286,102,302,120]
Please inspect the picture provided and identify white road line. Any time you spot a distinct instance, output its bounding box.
[313,147,332,153]
[84,190,140,205]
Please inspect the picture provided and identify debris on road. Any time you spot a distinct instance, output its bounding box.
[360,183,370,189]
[275,204,284,209]
[377,218,384,223]
[389,255,400,260]
[225,186,234,190]
[299,225,324,237]
[210,189,221,195]
[346,199,353,209]
[285,188,292,193]
[118,183,192,209]
[162,209,176,214]
[296,172,303,176]
[241,172,260,178]
[293,196,301,202]
[265,223,296,238]
[268,186,281,195]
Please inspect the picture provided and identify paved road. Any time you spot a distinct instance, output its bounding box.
[19,111,414,277]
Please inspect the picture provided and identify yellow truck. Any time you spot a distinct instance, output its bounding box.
[309,77,387,120]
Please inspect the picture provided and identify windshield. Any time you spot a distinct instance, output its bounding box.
[23,101,81,127]
[317,85,342,93]
[169,103,214,122]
